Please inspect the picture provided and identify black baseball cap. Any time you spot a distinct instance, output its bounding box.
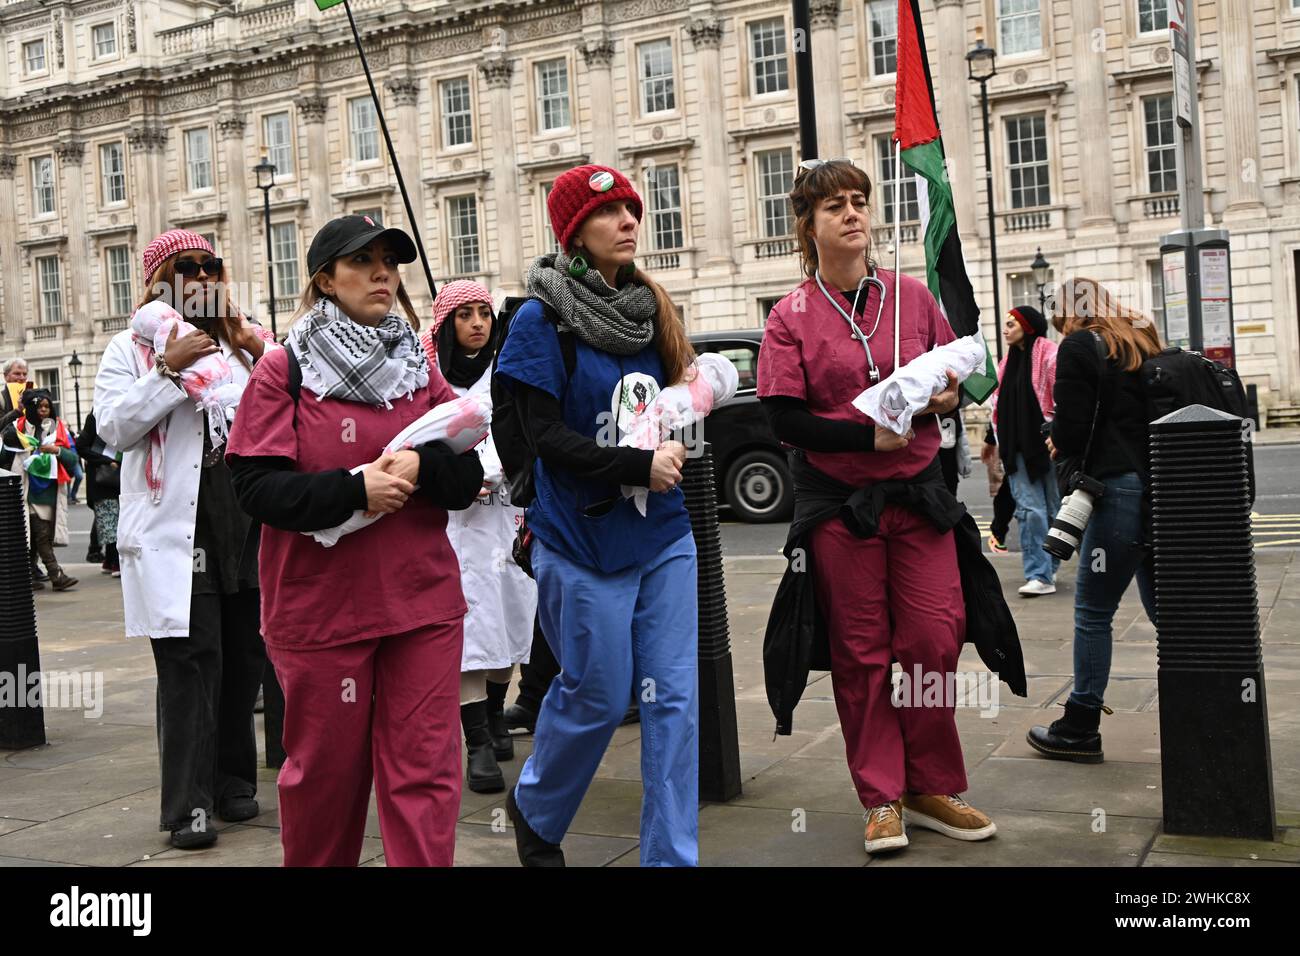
[306,215,418,278]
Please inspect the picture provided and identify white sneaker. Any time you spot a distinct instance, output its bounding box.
[1018,579,1056,597]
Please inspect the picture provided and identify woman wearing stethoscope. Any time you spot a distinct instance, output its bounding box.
[757,159,997,856]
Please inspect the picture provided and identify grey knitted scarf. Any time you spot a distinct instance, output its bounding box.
[524,252,657,356]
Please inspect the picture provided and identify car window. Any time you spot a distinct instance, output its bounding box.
[714,343,759,392]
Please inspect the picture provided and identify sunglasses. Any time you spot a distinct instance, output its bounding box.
[174,257,223,278]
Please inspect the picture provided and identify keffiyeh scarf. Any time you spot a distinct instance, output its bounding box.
[288,298,429,408]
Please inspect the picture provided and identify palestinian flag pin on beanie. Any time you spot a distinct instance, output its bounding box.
[547,164,644,250]
[589,170,615,192]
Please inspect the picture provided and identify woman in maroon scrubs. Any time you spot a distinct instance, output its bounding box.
[757,160,997,856]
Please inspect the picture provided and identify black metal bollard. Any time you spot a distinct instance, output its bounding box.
[681,444,742,802]
[0,472,46,749]
[1149,404,1275,839]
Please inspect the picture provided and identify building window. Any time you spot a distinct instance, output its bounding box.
[353,207,383,226]
[35,369,61,410]
[185,128,213,191]
[758,295,783,325]
[1007,270,1051,311]
[867,1,898,77]
[92,22,118,59]
[31,156,56,216]
[1147,259,1166,339]
[37,256,63,325]
[646,163,684,250]
[756,148,795,238]
[638,39,676,115]
[876,135,919,223]
[997,0,1041,56]
[540,183,559,252]
[349,96,380,163]
[106,245,133,317]
[448,195,481,274]
[1143,95,1177,193]
[536,59,571,132]
[270,223,301,298]
[263,112,293,178]
[440,77,473,148]
[1005,113,1051,209]
[100,142,126,205]
[749,19,790,95]
[23,39,46,74]
[1137,0,1169,34]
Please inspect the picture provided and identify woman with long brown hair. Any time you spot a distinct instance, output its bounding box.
[1028,277,1163,764]
[494,164,699,867]
[93,229,273,849]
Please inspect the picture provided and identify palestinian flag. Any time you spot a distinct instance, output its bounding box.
[894,0,996,403]
[313,0,346,9]
[16,417,72,494]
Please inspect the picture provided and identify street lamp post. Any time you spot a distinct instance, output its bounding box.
[254,157,278,338]
[1031,247,1050,315]
[967,35,1001,361]
[67,351,82,430]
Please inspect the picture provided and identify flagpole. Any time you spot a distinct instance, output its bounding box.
[341,0,437,301]
[893,138,902,374]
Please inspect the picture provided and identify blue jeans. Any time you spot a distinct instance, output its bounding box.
[1069,471,1156,710]
[515,531,699,866]
[1007,454,1061,584]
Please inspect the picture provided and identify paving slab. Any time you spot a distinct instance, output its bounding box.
[1149,832,1300,864]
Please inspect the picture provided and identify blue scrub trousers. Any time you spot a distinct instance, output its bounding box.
[513,531,699,867]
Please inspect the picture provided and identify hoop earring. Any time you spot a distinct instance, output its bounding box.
[568,253,589,279]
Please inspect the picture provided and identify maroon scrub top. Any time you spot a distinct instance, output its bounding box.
[226,345,468,650]
[757,268,956,487]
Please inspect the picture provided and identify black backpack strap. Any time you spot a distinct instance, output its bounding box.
[1079,330,1108,473]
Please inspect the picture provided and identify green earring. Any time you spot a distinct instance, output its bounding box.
[617,262,637,284]
[568,253,589,279]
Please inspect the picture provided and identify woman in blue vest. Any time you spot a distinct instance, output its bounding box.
[495,164,698,867]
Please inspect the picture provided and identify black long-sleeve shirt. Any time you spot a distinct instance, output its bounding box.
[760,396,877,453]
[1050,331,1148,479]
[514,382,654,486]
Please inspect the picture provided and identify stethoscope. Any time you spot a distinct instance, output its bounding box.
[814,267,887,383]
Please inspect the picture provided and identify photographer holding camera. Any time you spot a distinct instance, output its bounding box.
[1027,278,1163,764]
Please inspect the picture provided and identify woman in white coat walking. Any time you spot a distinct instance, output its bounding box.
[424,281,538,793]
[93,230,274,849]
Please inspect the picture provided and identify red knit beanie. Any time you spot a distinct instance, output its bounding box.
[546,164,643,252]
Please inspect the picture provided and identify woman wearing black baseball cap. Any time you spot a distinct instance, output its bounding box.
[226,216,484,866]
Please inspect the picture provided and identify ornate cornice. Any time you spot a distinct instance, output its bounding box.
[127,125,167,152]
[55,139,85,165]
[687,18,723,50]
[479,56,514,90]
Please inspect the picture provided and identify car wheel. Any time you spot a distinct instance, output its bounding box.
[724,450,793,523]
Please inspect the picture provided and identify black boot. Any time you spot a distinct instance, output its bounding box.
[506,787,565,867]
[503,701,539,735]
[461,701,505,793]
[1027,699,1107,763]
[485,681,514,761]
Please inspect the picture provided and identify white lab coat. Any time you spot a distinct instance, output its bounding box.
[446,369,536,672]
[93,329,262,639]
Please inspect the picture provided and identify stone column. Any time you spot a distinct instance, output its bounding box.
[217,113,253,292]
[481,55,523,291]
[688,17,734,268]
[809,0,845,161]
[934,0,978,237]
[128,125,167,246]
[0,155,21,340]
[1217,0,1262,209]
[1067,0,1112,225]
[582,38,618,166]
[55,139,90,332]
[296,95,331,232]
[386,76,425,236]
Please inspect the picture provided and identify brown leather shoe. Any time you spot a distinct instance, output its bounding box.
[902,793,997,841]
[50,571,78,591]
[863,800,908,854]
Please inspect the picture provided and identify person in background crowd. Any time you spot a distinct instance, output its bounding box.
[430,280,538,794]
[986,469,1016,555]
[95,229,273,849]
[1028,278,1162,764]
[2,357,31,416]
[983,306,1060,596]
[67,426,84,505]
[227,215,483,867]
[495,164,699,867]
[757,159,997,857]
[2,389,78,591]
[76,411,122,577]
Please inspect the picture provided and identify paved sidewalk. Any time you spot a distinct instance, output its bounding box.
[1,547,1297,867]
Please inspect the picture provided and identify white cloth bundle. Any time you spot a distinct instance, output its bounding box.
[618,352,739,516]
[852,334,987,435]
[307,392,492,547]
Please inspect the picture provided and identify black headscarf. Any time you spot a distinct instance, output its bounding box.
[997,306,1050,479]
[436,299,500,389]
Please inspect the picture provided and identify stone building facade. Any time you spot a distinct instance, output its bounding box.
[0,0,1296,422]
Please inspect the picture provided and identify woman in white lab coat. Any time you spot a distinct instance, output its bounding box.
[425,281,537,794]
[93,229,275,850]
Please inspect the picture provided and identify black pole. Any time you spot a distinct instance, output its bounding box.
[979,79,1002,361]
[73,380,81,432]
[262,187,277,338]
[792,0,818,162]
[343,0,437,301]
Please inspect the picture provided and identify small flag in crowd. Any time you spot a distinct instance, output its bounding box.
[894,0,997,404]
[314,0,346,10]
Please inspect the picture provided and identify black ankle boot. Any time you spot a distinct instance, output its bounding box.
[506,787,565,867]
[1027,699,1107,763]
[485,681,514,761]
[461,701,505,793]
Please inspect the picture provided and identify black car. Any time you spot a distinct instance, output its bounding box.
[689,329,793,523]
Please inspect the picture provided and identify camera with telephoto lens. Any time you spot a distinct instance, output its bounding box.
[1043,473,1107,561]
